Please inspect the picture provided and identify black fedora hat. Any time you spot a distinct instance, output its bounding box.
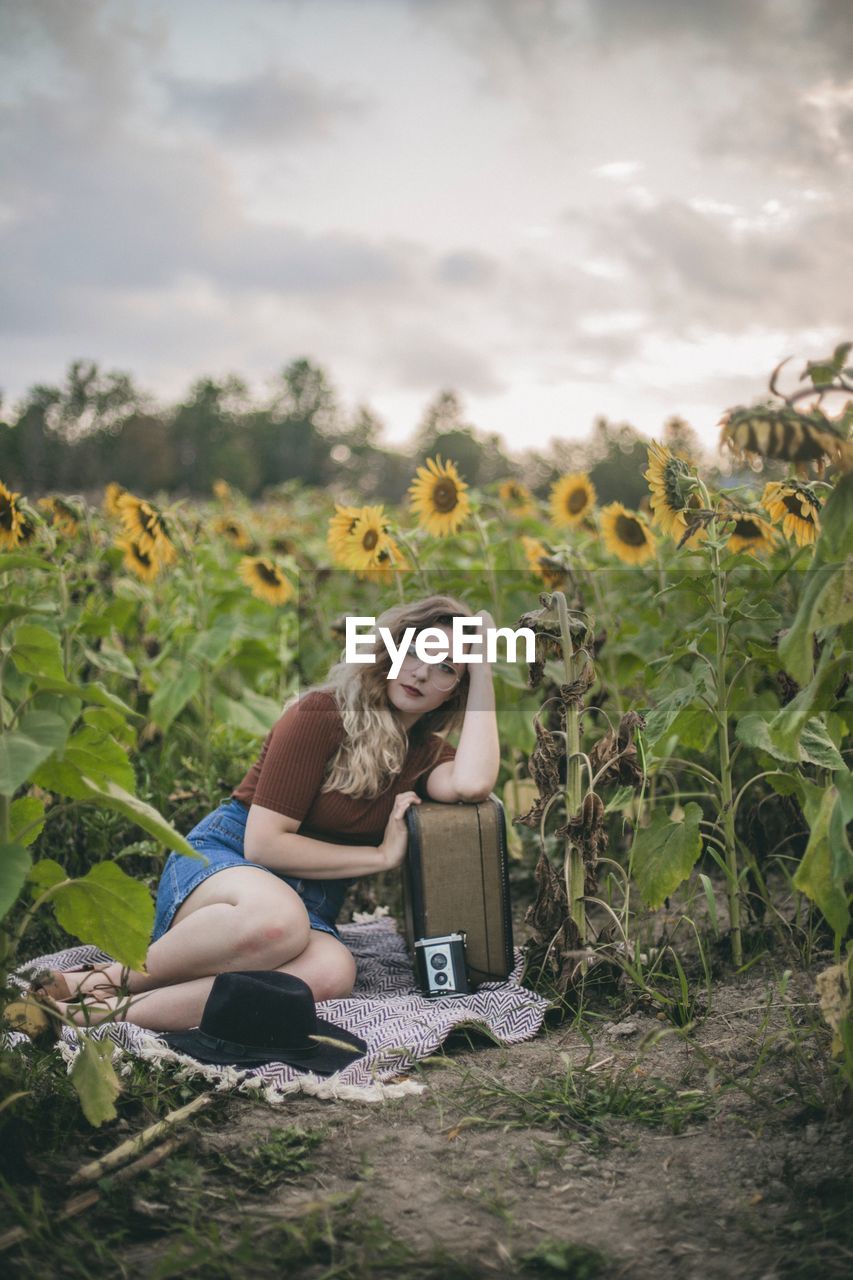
[161,971,367,1074]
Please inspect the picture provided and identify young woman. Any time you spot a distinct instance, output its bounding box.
[36,595,500,1031]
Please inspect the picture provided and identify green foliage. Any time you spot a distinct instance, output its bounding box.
[630,803,703,910]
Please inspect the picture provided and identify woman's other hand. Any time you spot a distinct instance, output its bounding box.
[379,790,421,870]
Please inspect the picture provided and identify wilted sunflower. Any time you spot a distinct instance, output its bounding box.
[37,496,81,538]
[600,502,657,565]
[521,536,569,588]
[721,405,853,476]
[104,482,127,517]
[117,494,177,565]
[0,480,26,550]
[726,512,779,556]
[327,504,360,565]
[213,516,252,550]
[409,455,470,537]
[118,537,160,582]
[549,472,596,529]
[761,481,822,547]
[239,556,295,605]
[498,479,536,517]
[645,442,705,544]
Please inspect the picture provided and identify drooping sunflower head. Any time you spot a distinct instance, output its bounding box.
[117,537,160,582]
[645,442,705,543]
[521,535,569,588]
[38,495,81,538]
[721,404,853,476]
[549,472,596,529]
[600,502,657,565]
[239,556,295,605]
[104,482,127,517]
[761,480,822,547]
[0,480,26,550]
[498,479,536,516]
[726,511,779,557]
[408,455,471,537]
[117,494,177,564]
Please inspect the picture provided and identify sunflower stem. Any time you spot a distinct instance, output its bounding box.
[472,512,501,622]
[699,479,742,968]
[551,590,588,955]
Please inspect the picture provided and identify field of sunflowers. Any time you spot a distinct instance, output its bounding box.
[0,346,850,1233]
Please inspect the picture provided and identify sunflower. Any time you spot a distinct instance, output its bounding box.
[726,512,779,556]
[37,496,80,538]
[549,472,596,529]
[104,482,127,517]
[521,536,569,588]
[239,556,295,605]
[0,480,30,550]
[761,481,822,547]
[212,479,232,501]
[600,502,657,565]
[498,479,536,517]
[118,537,160,582]
[721,404,853,476]
[327,504,360,565]
[408,455,470,537]
[342,505,395,572]
[213,516,252,550]
[355,538,410,581]
[117,494,178,565]
[645,442,705,544]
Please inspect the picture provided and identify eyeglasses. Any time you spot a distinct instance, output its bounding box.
[399,643,460,692]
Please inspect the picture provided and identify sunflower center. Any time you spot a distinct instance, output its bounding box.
[362,529,379,550]
[132,543,153,567]
[783,494,814,521]
[0,497,13,531]
[257,561,281,585]
[567,487,588,514]
[432,479,458,512]
[615,514,648,547]
[733,519,760,540]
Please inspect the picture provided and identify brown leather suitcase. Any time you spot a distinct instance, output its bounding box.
[402,797,514,984]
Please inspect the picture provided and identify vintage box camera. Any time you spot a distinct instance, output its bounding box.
[413,932,471,998]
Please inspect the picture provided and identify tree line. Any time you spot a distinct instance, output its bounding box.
[0,357,705,507]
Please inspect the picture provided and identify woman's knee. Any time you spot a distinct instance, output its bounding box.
[308,941,357,1001]
[230,901,311,967]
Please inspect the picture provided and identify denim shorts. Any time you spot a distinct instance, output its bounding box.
[152,799,352,944]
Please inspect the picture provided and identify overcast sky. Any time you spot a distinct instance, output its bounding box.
[1,0,851,454]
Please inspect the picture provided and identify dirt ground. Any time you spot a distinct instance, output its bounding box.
[100,958,849,1280]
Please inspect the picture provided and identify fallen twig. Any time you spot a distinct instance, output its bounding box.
[69,1092,214,1186]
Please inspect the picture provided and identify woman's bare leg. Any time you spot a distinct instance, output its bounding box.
[47,868,312,1001]
[59,931,357,1031]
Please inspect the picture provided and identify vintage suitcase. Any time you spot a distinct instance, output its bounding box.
[402,796,514,984]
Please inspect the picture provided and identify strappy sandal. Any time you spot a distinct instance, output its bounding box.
[28,965,123,1003]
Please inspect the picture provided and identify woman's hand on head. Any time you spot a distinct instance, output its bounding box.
[379,790,421,871]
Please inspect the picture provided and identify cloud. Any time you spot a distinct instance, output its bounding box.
[162,67,369,143]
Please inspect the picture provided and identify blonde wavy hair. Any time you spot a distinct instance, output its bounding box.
[305,594,474,799]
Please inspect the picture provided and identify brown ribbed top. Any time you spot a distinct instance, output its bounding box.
[232,690,457,846]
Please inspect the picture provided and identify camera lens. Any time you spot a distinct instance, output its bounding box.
[430,953,448,970]
[434,972,448,986]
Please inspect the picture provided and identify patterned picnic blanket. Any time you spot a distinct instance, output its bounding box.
[10,919,550,1102]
